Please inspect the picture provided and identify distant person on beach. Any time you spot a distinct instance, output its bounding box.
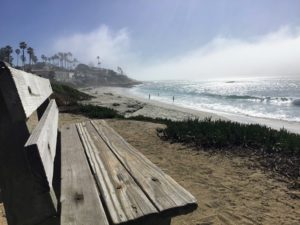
[149,94,151,100]
[173,96,175,102]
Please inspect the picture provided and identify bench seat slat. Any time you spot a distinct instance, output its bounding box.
[91,120,197,217]
[77,122,158,224]
[60,124,109,225]
[0,62,53,121]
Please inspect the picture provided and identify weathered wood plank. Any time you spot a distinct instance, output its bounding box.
[60,124,109,225]
[77,122,158,224]
[91,120,198,217]
[0,61,52,122]
[25,99,58,210]
[37,98,50,120]
[0,92,57,225]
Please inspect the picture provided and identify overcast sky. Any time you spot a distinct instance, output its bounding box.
[1,0,300,80]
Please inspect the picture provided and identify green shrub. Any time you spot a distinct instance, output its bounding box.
[51,81,93,106]
[157,118,300,182]
[160,118,300,156]
[69,103,124,119]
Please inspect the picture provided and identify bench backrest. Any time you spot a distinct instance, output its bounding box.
[0,62,59,225]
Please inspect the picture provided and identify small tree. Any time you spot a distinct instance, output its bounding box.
[27,47,34,65]
[15,49,21,67]
[32,55,38,64]
[41,54,46,63]
[117,66,124,75]
[19,41,27,69]
[97,56,101,67]
[4,45,13,64]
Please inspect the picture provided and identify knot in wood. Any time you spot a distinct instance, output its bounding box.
[28,86,32,94]
[131,205,138,214]
[151,177,159,182]
[74,193,84,202]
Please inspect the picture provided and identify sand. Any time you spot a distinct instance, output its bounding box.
[81,86,225,121]
[107,119,300,225]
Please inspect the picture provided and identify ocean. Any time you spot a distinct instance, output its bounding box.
[130,78,300,122]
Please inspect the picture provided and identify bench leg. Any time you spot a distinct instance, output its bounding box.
[36,216,59,225]
[131,216,171,225]
[158,217,171,225]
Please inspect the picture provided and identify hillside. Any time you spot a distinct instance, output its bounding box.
[72,64,141,87]
[32,63,141,88]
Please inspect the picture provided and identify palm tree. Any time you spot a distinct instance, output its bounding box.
[41,54,46,63]
[63,52,68,68]
[19,41,27,69]
[53,54,59,66]
[32,55,38,64]
[4,45,13,64]
[58,52,63,67]
[67,52,73,69]
[50,56,55,65]
[27,47,34,65]
[97,56,101,67]
[15,49,20,66]
[73,58,78,69]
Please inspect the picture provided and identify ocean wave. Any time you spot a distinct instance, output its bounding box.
[201,92,292,103]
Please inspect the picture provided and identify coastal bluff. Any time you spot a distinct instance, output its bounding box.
[31,63,141,88]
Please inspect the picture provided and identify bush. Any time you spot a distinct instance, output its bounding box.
[51,81,93,106]
[68,103,124,119]
[159,118,300,156]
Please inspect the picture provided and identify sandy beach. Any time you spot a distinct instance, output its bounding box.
[82,86,300,134]
[81,86,226,121]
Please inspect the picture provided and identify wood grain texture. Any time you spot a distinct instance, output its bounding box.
[0,61,52,122]
[60,124,109,225]
[0,89,57,225]
[77,122,158,224]
[25,99,59,210]
[91,120,198,217]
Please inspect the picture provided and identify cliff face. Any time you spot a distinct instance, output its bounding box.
[72,64,141,87]
[32,63,141,88]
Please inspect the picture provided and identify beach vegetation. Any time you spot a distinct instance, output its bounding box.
[51,81,122,119]
[157,118,300,185]
[70,104,123,119]
[51,81,93,106]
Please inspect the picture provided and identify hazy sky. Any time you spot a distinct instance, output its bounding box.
[1,0,300,80]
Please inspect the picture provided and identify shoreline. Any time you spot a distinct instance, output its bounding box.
[81,86,300,134]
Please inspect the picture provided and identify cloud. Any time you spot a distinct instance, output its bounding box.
[136,26,300,80]
[52,25,300,80]
[53,25,137,69]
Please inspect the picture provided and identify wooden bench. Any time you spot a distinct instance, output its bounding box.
[0,62,197,225]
